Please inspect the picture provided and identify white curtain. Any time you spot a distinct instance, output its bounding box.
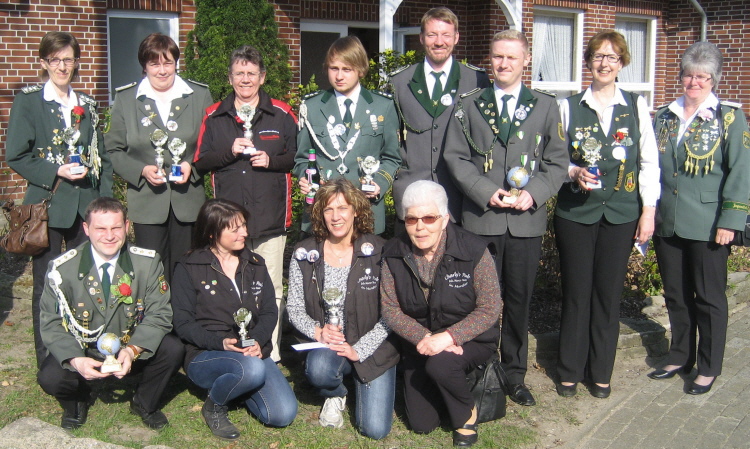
[532,15,573,82]
[615,20,647,83]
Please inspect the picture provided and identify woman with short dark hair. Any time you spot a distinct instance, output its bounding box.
[648,41,750,394]
[6,31,113,368]
[172,198,297,440]
[105,33,213,282]
[287,178,399,440]
[194,44,297,363]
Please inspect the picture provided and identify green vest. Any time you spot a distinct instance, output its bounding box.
[556,91,641,225]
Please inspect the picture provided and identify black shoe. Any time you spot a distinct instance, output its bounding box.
[452,422,478,447]
[647,366,686,380]
[202,396,240,440]
[589,384,611,399]
[130,399,169,429]
[508,384,536,406]
[687,378,715,395]
[556,383,577,398]
[60,400,89,430]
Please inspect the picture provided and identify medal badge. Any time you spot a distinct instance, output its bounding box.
[440,94,453,106]
[361,242,374,256]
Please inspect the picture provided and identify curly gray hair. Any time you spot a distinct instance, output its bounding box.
[679,41,723,89]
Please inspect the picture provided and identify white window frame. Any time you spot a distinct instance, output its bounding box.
[615,14,657,109]
[394,26,420,54]
[106,10,179,103]
[530,7,584,97]
[300,21,348,36]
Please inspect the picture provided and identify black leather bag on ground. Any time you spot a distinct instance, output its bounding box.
[466,354,508,423]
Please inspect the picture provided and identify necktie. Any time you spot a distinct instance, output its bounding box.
[343,98,353,129]
[101,262,111,303]
[499,94,513,143]
[431,71,444,106]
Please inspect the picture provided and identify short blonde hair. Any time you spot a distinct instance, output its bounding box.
[491,30,529,55]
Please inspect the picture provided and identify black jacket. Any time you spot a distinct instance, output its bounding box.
[195,90,297,238]
[294,234,400,383]
[171,247,277,371]
[382,223,500,347]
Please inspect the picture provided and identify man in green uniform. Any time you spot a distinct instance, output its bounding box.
[37,197,184,430]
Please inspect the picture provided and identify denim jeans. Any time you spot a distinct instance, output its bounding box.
[305,347,396,439]
[188,351,297,427]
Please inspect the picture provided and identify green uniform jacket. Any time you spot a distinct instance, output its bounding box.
[444,84,568,237]
[294,88,401,234]
[655,102,750,241]
[556,90,641,225]
[39,242,173,370]
[105,79,213,224]
[6,86,113,228]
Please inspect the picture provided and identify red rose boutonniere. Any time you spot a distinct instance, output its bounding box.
[613,131,625,142]
[111,273,134,305]
[72,106,85,124]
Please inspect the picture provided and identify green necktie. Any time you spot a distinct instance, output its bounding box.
[499,94,513,143]
[343,98,353,129]
[431,71,444,106]
[101,262,111,303]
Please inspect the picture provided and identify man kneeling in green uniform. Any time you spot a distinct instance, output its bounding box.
[37,197,184,430]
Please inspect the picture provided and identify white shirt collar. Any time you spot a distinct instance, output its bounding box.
[42,81,77,105]
[580,86,627,108]
[91,247,121,274]
[334,84,361,104]
[493,82,523,100]
[136,74,193,102]
[669,93,719,121]
[423,56,453,79]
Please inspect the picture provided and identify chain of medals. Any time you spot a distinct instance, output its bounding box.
[48,269,104,344]
[299,103,361,175]
[682,109,733,175]
[454,101,500,173]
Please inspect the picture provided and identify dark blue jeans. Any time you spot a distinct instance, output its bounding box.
[305,347,396,439]
[188,351,297,427]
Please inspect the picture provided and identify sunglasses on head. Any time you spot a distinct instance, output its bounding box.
[404,215,441,225]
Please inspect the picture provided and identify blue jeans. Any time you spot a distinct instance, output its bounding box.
[305,348,396,439]
[188,351,297,427]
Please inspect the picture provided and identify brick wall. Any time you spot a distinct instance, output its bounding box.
[2,0,747,200]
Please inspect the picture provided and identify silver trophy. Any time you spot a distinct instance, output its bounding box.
[233,307,255,348]
[167,138,187,182]
[237,104,257,154]
[357,156,380,193]
[63,127,85,175]
[322,287,345,327]
[150,129,168,182]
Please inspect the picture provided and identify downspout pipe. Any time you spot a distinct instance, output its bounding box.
[688,0,708,41]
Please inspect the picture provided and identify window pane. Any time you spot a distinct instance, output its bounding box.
[615,19,647,83]
[532,15,574,82]
[108,17,171,100]
[301,31,341,89]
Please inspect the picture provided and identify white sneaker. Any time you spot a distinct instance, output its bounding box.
[318,396,346,428]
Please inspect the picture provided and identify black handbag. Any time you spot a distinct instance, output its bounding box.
[466,354,508,423]
[730,214,750,247]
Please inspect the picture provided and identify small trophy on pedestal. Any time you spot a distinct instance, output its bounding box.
[357,156,380,193]
[168,138,186,182]
[503,166,530,204]
[150,129,169,182]
[582,137,603,190]
[237,104,257,154]
[97,332,122,374]
[63,127,85,175]
[322,287,345,327]
[233,307,255,348]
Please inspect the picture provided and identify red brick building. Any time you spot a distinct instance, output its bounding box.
[1,0,748,199]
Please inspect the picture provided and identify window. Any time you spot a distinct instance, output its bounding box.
[615,16,656,108]
[394,27,421,54]
[107,11,179,102]
[300,21,379,90]
[531,9,583,99]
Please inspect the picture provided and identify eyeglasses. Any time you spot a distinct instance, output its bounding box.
[592,53,621,63]
[232,71,261,79]
[404,215,442,225]
[44,58,78,68]
[681,74,712,83]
